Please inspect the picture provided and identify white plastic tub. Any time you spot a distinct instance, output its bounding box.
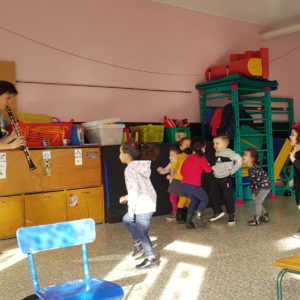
[82,121,125,146]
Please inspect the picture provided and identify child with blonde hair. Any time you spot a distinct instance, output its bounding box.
[157,145,180,221]
[157,138,191,223]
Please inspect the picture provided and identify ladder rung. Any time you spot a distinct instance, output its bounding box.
[240,118,267,121]
[240,134,267,137]
[272,130,289,132]
[239,101,265,105]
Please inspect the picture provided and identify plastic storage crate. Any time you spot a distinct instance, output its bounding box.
[18,120,74,147]
[130,125,164,143]
[164,127,190,143]
[82,120,125,146]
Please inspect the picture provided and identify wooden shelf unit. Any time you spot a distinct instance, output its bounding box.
[0,146,104,239]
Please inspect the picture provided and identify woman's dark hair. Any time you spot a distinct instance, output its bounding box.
[190,137,206,157]
[0,81,18,95]
[121,141,159,161]
[247,149,260,165]
[169,144,180,154]
[178,137,192,154]
[292,128,300,144]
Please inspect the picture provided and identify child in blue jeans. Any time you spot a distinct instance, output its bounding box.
[119,141,159,269]
[181,137,213,229]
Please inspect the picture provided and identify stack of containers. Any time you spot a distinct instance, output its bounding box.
[82,118,125,146]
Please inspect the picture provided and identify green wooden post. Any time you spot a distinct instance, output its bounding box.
[264,88,276,197]
[199,90,206,138]
[288,98,294,131]
[231,84,243,202]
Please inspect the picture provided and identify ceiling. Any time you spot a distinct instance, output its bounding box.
[153,0,300,38]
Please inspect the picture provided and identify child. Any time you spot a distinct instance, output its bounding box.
[289,124,300,237]
[175,137,192,223]
[157,145,180,221]
[0,81,25,150]
[157,138,191,224]
[243,149,271,226]
[209,135,242,225]
[119,141,159,269]
[181,137,213,229]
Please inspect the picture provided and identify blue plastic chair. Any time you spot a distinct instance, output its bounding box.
[17,218,124,300]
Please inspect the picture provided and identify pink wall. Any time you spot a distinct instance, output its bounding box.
[0,0,295,123]
[262,31,300,121]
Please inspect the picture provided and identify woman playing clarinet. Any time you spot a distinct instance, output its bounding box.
[0,81,25,150]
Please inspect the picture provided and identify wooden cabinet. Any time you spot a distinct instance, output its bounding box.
[0,147,101,196]
[0,146,104,239]
[66,189,89,221]
[0,195,24,239]
[86,187,104,223]
[24,191,67,226]
[66,187,104,223]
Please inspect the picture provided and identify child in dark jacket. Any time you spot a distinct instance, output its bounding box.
[243,149,271,226]
[289,124,300,237]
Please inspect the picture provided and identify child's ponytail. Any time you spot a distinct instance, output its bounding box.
[139,143,159,161]
[121,141,159,161]
[190,137,206,157]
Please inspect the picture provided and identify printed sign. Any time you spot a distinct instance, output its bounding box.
[74,149,83,165]
[43,151,51,160]
[0,153,6,162]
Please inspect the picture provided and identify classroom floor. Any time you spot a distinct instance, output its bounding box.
[1,195,300,300]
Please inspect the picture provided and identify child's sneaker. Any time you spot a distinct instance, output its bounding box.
[166,213,176,221]
[132,241,143,258]
[210,212,225,222]
[260,212,269,223]
[228,213,236,225]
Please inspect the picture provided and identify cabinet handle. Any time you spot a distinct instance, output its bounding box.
[81,192,90,195]
[41,196,51,200]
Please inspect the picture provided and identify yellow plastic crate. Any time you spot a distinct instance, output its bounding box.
[130,125,164,143]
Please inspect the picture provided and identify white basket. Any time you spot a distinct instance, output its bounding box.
[82,123,125,146]
[82,118,121,127]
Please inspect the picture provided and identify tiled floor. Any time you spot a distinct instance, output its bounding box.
[1,196,300,300]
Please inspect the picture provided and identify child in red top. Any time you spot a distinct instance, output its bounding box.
[181,137,212,229]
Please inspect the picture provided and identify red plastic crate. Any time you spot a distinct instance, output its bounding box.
[18,119,74,147]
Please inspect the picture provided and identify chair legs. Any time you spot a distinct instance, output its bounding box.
[276,269,300,300]
[277,269,287,300]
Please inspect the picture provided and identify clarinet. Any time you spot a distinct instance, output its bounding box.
[5,106,36,171]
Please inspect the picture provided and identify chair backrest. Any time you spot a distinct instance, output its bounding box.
[17,218,96,253]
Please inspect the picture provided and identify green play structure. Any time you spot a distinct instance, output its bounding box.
[196,74,293,202]
[271,98,294,196]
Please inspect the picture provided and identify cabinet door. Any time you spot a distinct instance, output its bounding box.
[41,148,102,190]
[24,191,66,226]
[66,187,104,223]
[66,190,89,221]
[87,187,105,223]
[0,147,102,196]
[0,195,24,238]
